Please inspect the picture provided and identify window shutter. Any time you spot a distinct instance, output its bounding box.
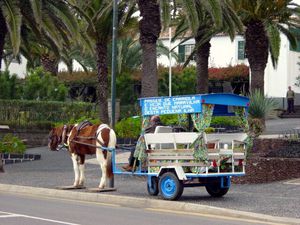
[178,45,185,63]
[238,41,245,60]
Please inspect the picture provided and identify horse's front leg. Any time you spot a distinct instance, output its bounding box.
[71,153,80,187]
[78,155,85,187]
[96,150,107,189]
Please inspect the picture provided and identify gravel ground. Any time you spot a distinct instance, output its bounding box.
[1,146,299,219]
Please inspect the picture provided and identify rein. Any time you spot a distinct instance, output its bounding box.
[70,140,114,152]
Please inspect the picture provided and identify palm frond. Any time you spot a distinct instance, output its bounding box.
[29,0,42,30]
[266,23,281,68]
[1,0,22,55]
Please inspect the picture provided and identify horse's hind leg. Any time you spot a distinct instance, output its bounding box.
[71,153,80,187]
[96,150,107,189]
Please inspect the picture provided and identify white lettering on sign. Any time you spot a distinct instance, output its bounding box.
[142,96,201,115]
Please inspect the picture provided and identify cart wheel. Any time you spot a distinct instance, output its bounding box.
[147,176,159,196]
[159,172,183,200]
[205,178,229,197]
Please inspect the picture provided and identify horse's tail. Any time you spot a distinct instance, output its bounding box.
[106,128,117,179]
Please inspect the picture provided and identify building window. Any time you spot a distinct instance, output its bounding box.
[290,28,300,52]
[238,40,246,60]
[178,44,195,63]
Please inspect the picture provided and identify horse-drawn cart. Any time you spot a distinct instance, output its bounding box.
[113,93,250,200]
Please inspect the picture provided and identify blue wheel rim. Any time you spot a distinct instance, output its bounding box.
[161,176,177,198]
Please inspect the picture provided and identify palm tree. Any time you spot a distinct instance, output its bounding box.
[137,0,161,97]
[231,0,300,93]
[0,1,79,74]
[174,0,243,93]
[70,0,136,123]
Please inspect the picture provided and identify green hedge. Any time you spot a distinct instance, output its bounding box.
[0,99,98,129]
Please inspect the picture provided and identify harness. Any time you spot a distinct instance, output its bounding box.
[71,122,114,152]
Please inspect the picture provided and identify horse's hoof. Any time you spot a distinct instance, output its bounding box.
[73,185,86,189]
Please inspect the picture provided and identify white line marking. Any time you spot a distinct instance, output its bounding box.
[0,210,80,225]
[0,214,21,218]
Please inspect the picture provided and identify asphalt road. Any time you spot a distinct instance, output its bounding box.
[0,192,283,225]
[0,147,300,220]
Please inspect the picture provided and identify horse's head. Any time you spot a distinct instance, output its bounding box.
[48,125,74,151]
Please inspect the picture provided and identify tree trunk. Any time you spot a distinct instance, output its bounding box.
[0,10,8,70]
[138,0,161,97]
[140,43,158,97]
[40,54,58,75]
[245,20,269,94]
[96,41,109,124]
[195,37,211,94]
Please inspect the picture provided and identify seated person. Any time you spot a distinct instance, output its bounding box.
[122,115,163,171]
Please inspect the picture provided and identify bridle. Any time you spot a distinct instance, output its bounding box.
[48,125,70,151]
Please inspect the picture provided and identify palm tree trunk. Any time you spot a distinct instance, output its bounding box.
[96,41,109,124]
[195,38,211,94]
[40,54,58,75]
[245,20,269,94]
[0,10,8,70]
[140,43,158,97]
[138,0,161,97]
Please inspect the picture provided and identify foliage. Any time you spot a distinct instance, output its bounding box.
[0,71,21,99]
[0,134,26,154]
[115,117,141,138]
[58,71,97,86]
[210,116,241,127]
[209,64,249,81]
[23,67,68,101]
[248,89,277,120]
[158,65,249,97]
[248,118,264,138]
[0,99,98,129]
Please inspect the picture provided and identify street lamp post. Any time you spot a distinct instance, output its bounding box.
[111,0,118,130]
[110,0,118,188]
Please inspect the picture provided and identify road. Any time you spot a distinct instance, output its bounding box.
[0,192,283,225]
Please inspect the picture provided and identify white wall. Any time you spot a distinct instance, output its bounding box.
[159,35,248,68]
[1,57,84,78]
[1,56,27,78]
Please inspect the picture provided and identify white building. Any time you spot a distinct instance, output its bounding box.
[159,31,300,105]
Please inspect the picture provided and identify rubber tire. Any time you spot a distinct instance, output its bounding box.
[205,178,229,197]
[147,176,159,196]
[158,172,183,200]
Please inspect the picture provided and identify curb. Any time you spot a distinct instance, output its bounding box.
[1,184,300,224]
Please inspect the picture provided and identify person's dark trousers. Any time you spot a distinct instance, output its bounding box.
[287,98,295,113]
[129,149,139,167]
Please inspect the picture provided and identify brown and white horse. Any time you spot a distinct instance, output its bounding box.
[48,123,117,189]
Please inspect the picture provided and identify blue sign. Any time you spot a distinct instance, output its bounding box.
[140,95,202,116]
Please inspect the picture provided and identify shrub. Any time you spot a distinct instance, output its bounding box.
[0,99,98,129]
[23,67,68,101]
[248,89,277,120]
[0,134,26,154]
[115,116,141,138]
[211,116,240,127]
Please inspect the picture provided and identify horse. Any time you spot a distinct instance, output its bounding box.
[48,122,117,189]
